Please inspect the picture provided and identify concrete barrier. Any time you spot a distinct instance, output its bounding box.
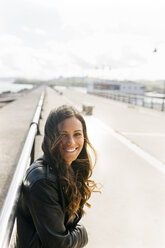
[82,103,94,115]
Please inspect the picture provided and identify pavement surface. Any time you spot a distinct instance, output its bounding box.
[54,86,165,248]
[0,85,44,210]
[1,85,165,248]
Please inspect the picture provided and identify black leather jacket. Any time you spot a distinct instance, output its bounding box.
[15,157,88,248]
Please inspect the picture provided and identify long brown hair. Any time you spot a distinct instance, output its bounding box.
[42,105,98,217]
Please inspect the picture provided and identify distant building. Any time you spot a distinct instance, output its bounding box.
[87,80,145,95]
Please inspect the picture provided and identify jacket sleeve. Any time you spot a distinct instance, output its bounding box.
[25,179,88,248]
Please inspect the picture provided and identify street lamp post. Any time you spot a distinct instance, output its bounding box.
[153,46,165,111]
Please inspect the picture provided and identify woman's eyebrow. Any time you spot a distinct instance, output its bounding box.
[59,130,67,133]
[59,129,82,133]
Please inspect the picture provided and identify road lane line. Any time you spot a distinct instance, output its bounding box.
[122,132,165,137]
[87,116,165,174]
[62,96,74,105]
[139,109,165,119]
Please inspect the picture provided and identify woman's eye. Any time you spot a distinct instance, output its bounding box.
[74,133,82,136]
[61,134,67,137]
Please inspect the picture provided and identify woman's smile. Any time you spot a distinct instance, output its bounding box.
[64,147,78,153]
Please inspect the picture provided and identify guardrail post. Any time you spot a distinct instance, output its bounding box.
[151,97,154,109]
[128,95,131,104]
[134,96,137,105]
[161,98,165,111]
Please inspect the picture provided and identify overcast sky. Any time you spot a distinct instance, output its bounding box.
[1,0,165,80]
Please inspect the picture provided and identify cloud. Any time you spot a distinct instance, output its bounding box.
[22,26,47,36]
[0,34,85,79]
[1,0,165,79]
[0,34,22,47]
[0,31,163,80]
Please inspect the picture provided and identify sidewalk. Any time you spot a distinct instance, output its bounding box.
[0,86,44,210]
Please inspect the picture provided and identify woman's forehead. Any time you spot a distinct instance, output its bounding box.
[58,116,83,131]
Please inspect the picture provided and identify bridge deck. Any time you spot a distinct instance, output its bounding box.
[1,86,165,248]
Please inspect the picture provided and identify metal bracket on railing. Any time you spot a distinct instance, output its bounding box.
[29,91,45,135]
[30,121,40,135]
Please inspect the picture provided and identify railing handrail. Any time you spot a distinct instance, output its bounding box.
[89,91,165,111]
[0,90,45,248]
[89,90,165,99]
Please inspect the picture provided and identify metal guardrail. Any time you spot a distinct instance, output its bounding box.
[89,92,165,112]
[0,90,45,248]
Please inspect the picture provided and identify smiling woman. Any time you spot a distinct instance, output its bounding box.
[15,105,98,248]
[58,116,84,166]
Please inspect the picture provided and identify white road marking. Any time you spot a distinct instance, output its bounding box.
[63,96,74,105]
[87,116,165,174]
[139,109,165,119]
[122,132,165,137]
[62,96,82,112]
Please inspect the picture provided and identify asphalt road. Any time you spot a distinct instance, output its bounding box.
[55,86,165,248]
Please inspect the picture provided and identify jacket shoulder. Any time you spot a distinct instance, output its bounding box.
[23,157,57,190]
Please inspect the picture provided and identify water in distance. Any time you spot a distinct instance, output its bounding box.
[0,79,33,94]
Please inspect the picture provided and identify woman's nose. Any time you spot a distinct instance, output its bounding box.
[66,136,75,145]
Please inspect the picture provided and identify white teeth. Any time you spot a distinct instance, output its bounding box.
[65,148,77,152]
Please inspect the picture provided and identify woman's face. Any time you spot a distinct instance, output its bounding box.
[58,116,84,166]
